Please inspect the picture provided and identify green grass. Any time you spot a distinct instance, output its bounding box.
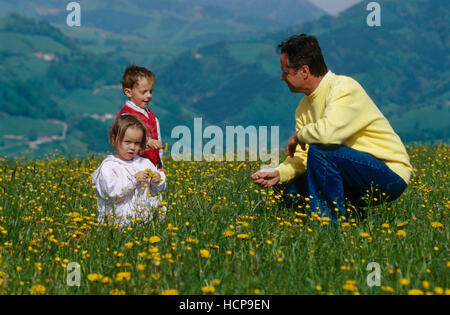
[0,144,448,295]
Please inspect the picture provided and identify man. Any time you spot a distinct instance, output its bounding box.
[251,34,413,222]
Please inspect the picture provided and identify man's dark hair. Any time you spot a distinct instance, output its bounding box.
[277,34,328,77]
[122,64,156,90]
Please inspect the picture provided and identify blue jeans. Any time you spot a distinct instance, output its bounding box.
[277,144,407,222]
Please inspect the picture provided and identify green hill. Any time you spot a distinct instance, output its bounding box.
[0,0,448,158]
[0,0,325,65]
[157,0,450,143]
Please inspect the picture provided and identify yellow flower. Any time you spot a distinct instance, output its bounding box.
[149,236,161,244]
[422,281,430,290]
[101,277,112,284]
[315,285,322,291]
[434,287,443,294]
[237,233,249,239]
[124,242,133,249]
[400,278,410,285]
[431,222,443,228]
[223,230,235,237]
[408,289,424,295]
[115,272,131,281]
[360,232,370,238]
[137,264,146,271]
[201,286,215,293]
[29,284,46,295]
[200,249,210,258]
[161,289,179,295]
[87,273,103,282]
[213,278,220,285]
[381,286,395,293]
[342,284,357,292]
[254,288,261,294]
[396,230,406,237]
[110,288,126,295]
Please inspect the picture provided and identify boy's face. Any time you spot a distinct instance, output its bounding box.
[124,77,154,109]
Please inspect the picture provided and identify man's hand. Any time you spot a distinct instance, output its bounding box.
[251,169,281,188]
[286,131,306,157]
[147,138,163,150]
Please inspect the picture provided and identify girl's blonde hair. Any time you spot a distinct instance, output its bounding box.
[109,114,147,151]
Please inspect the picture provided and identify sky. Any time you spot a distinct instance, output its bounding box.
[309,0,362,15]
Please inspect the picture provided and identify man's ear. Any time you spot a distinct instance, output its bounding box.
[299,65,310,79]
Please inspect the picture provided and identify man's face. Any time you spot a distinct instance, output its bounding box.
[280,53,305,93]
[124,77,154,109]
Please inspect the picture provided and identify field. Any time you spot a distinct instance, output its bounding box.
[0,144,448,295]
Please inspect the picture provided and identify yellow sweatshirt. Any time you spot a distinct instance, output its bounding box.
[278,71,413,184]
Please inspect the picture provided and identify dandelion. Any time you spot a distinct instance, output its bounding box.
[200,249,210,258]
[87,274,103,282]
[149,236,161,244]
[381,286,395,293]
[408,289,424,295]
[110,288,126,295]
[431,222,443,228]
[201,286,215,293]
[237,233,249,239]
[137,264,146,271]
[115,272,131,281]
[124,242,133,249]
[223,230,234,237]
[29,284,46,295]
[101,277,112,284]
[396,230,406,237]
[342,283,357,292]
[360,232,370,238]
[161,289,179,295]
[434,287,443,294]
[400,278,410,286]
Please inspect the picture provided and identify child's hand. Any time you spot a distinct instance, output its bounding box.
[134,171,149,182]
[146,138,163,150]
[151,171,161,183]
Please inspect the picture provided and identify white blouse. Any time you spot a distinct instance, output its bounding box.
[91,155,167,226]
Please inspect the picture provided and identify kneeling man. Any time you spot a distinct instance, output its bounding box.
[251,34,413,222]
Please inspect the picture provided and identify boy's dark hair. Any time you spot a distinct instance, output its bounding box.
[122,64,156,89]
[277,34,328,77]
[109,114,147,151]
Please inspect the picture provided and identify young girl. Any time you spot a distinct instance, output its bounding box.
[91,114,167,226]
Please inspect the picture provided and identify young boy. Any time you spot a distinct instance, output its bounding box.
[118,65,164,169]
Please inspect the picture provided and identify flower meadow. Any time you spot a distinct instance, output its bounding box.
[0,145,448,295]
